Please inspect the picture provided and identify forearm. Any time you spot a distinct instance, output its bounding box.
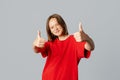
[85,35,95,51]
[32,39,46,53]
[33,45,41,53]
[33,43,48,57]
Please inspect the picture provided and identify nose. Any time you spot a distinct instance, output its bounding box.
[54,26,58,31]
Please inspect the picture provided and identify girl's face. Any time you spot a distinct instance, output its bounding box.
[49,18,63,37]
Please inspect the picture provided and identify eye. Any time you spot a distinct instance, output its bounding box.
[55,23,60,26]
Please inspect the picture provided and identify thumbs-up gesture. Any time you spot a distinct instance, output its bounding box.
[74,22,89,42]
[33,30,46,48]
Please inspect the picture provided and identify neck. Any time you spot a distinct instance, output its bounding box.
[58,35,69,41]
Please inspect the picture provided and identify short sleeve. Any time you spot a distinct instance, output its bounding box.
[76,41,91,59]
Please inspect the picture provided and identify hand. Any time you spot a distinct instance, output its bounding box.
[74,22,88,42]
[33,30,46,48]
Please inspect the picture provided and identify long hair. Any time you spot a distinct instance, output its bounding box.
[46,14,69,41]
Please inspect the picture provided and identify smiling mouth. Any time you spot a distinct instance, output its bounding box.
[55,30,60,33]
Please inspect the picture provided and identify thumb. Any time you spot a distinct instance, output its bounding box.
[79,22,83,32]
[37,30,41,38]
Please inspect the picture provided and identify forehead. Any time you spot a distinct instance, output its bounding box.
[49,18,58,25]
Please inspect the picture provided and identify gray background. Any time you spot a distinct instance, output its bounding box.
[1,0,120,80]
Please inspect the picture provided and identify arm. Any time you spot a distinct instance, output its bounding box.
[84,34,95,51]
[33,45,42,53]
[74,22,95,51]
[32,30,46,53]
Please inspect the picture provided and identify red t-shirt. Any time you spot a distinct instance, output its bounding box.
[38,35,91,80]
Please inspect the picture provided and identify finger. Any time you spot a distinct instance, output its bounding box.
[37,30,41,38]
[79,22,83,32]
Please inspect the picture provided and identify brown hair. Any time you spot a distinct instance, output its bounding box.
[46,14,69,41]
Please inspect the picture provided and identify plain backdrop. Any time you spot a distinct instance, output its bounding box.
[1,0,120,80]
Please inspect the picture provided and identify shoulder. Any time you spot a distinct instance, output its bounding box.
[69,35,76,41]
[44,40,56,46]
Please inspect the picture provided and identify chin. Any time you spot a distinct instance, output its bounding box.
[55,34,61,37]
[54,33,62,37]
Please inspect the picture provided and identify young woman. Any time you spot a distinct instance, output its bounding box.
[33,14,95,80]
